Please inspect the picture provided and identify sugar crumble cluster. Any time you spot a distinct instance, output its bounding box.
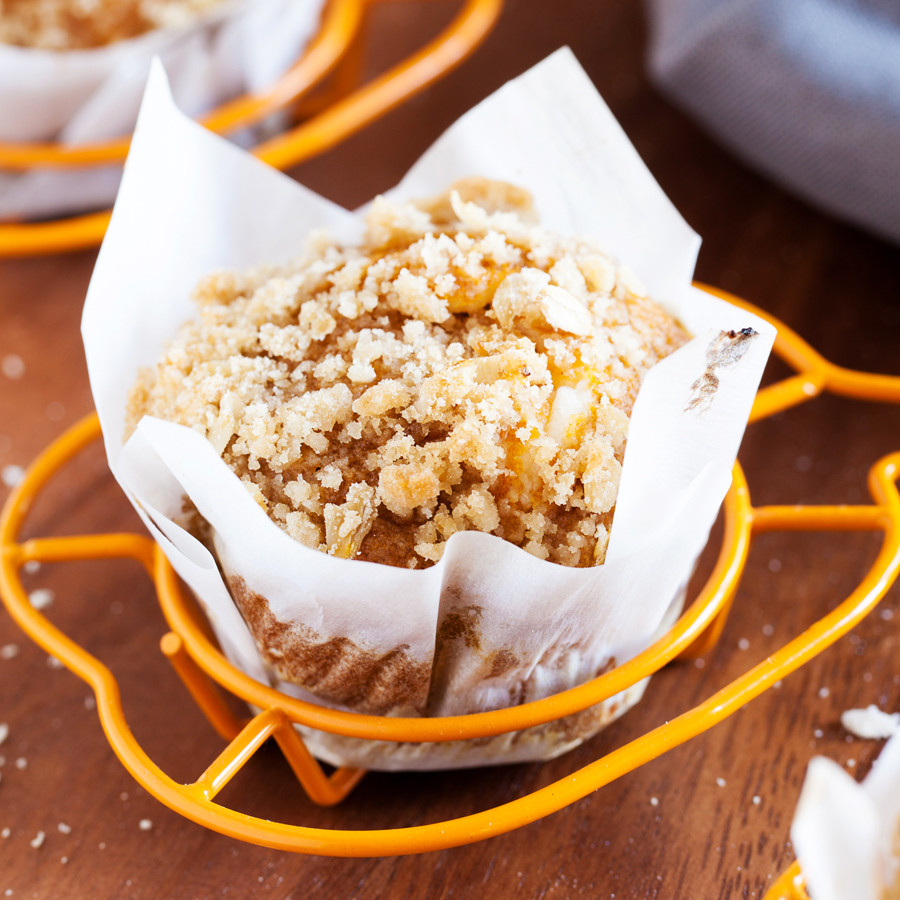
[128,179,689,569]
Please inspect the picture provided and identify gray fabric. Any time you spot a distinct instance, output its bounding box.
[645,0,900,244]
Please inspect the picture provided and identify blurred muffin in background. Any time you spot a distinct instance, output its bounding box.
[0,0,227,50]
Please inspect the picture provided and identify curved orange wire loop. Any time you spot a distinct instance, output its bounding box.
[2,291,899,857]
[0,0,502,257]
[765,862,807,900]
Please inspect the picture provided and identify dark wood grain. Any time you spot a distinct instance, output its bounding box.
[1,2,898,898]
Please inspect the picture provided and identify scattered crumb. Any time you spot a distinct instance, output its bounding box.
[84,696,96,711]
[716,777,726,788]
[841,705,900,740]
[14,758,26,770]
[767,559,782,573]
[139,819,153,831]
[22,560,41,575]
[46,656,63,669]
[847,758,856,768]
[120,792,129,802]
[694,658,705,669]
[57,823,71,835]
[1,355,24,380]
[1,465,24,488]
[814,728,824,739]
[45,402,65,422]
[881,609,895,622]
[0,724,7,746]
[60,857,68,864]
[762,623,774,636]
[29,830,45,849]
[818,687,830,699]
[0,645,19,660]
[1,828,9,839]
[752,795,761,805]
[28,589,54,611]
[737,638,750,651]
[649,796,659,807]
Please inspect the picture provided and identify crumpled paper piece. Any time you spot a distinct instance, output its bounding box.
[0,0,324,219]
[82,48,775,770]
[792,731,900,900]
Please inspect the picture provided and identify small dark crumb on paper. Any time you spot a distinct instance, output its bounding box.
[685,327,758,413]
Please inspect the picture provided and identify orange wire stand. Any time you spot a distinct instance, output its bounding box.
[767,862,807,900]
[0,0,501,257]
[1,289,900,862]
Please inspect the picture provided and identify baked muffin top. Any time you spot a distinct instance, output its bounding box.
[127,179,690,569]
[0,0,226,49]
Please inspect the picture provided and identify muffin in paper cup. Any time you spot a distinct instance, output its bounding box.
[792,730,900,900]
[82,49,775,771]
[0,0,325,220]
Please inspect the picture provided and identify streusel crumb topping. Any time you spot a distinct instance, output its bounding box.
[0,0,225,49]
[127,178,690,568]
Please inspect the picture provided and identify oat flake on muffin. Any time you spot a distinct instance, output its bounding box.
[0,0,226,50]
[127,178,690,569]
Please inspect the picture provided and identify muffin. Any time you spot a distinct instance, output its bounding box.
[0,0,228,50]
[0,0,324,220]
[127,178,690,572]
[84,51,774,768]
[792,731,900,900]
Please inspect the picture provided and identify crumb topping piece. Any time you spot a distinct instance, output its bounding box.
[0,0,226,50]
[128,177,690,568]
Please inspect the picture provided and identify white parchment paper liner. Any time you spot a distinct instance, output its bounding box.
[792,732,900,900]
[82,49,775,770]
[0,0,324,219]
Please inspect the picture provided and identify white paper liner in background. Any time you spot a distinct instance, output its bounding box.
[0,0,325,220]
[792,732,900,900]
[82,49,776,770]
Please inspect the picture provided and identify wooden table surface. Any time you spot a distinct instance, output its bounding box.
[1,2,899,898]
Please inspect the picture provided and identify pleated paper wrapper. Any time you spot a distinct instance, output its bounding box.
[792,732,900,900]
[82,49,775,770]
[0,0,324,219]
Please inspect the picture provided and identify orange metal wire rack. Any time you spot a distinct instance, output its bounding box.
[1,288,899,879]
[0,0,502,257]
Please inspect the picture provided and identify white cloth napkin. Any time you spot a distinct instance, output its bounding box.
[645,0,900,245]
